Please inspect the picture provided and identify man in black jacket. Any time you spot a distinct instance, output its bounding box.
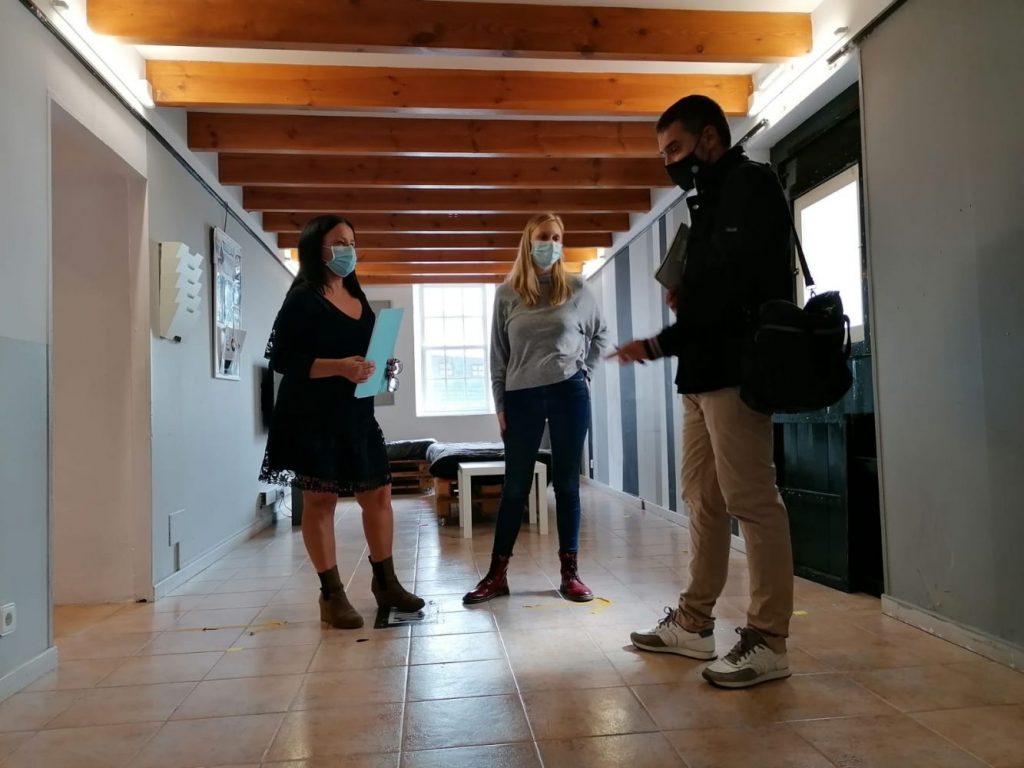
[611,95,795,689]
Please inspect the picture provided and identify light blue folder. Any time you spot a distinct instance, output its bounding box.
[354,308,404,398]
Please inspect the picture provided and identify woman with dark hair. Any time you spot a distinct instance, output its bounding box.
[260,214,423,628]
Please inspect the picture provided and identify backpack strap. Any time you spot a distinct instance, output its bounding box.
[758,161,816,288]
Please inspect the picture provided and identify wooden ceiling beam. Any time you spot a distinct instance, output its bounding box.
[262,211,630,234]
[244,187,650,213]
[188,114,658,158]
[276,232,612,250]
[147,61,751,116]
[90,0,811,63]
[219,154,668,189]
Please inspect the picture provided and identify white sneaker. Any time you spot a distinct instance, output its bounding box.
[702,627,791,688]
[630,607,717,660]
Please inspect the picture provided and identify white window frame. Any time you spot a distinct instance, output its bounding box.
[413,283,498,418]
[794,164,866,343]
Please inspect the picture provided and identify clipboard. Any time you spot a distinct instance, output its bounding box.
[655,222,690,290]
[354,308,404,398]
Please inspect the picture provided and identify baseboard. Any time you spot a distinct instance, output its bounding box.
[154,511,276,600]
[0,646,58,703]
[582,478,747,553]
[882,594,1023,671]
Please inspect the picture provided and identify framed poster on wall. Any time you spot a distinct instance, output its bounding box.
[210,227,245,380]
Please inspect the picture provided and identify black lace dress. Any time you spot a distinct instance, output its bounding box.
[259,285,391,494]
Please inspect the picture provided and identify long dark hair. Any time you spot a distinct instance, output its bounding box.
[289,214,364,299]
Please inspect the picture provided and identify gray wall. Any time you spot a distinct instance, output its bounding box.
[861,0,1024,646]
[147,139,292,586]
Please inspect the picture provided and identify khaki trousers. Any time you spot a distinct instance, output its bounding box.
[677,387,793,649]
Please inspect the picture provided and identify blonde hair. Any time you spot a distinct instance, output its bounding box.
[508,213,572,307]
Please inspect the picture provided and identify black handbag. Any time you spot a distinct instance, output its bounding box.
[740,213,853,415]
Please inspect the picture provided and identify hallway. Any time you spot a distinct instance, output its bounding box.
[1,487,1021,767]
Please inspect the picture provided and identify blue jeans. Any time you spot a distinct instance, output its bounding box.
[493,371,591,556]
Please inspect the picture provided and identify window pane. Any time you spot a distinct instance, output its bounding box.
[423,286,445,317]
[425,318,445,342]
[414,283,496,416]
[797,173,864,330]
[444,317,465,342]
[443,286,464,316]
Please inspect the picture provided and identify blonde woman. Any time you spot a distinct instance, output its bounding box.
[464,213,608,604]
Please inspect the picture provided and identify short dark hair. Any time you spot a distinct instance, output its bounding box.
[656,95,732,148]
[290,214,364,299]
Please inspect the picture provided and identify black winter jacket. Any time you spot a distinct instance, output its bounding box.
[645,146,794,394]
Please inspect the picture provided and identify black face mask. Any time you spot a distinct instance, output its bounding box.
[664,132,707,192]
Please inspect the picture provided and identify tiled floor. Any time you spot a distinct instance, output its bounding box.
[3,487,1023,767]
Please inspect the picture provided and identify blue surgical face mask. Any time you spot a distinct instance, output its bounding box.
[531,240,562,268]
[325,245,357,278]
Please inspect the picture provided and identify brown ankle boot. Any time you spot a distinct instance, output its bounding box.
[463,554,511,604]
[319,586,364,629]
[370,557,425,613]
[558,550,594,602]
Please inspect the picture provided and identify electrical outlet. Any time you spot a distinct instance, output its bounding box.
[0,603,15,637]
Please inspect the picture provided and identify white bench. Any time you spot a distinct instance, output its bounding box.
[457,460,548,540]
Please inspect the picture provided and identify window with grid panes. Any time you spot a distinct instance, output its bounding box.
[413,284,497,416]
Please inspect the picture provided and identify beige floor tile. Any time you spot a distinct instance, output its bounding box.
[140,628,245,655]
[852,662,1024,712]
[407,659,516,701]
[291,667,407,709]
[195,591,281,610]
[99,653,223,687]
[129,713,284,768]
[1,722,160,768]
[263,757,398,768]
[667,725,834,768]
[79,611,186,635]
[308,637,410,672]
[403,743,541,768]
[56,631,156,661]
[511,653,625,692]
[172,608,262,630]
[207,577,290,594]
[501,627,601,659]
[523,686,657,740]
[741,672,897,723]
[793,714,989,768]
[24,658,125,691]
[0,691,82,732]
[205,644,316,680]
[0,731,34,762]
[605,648,705,686]
[403,695,531,752]
[47,682,195,728]
[539,733,687,768]
[914,704,1024,767]
[233,622,331,649]
[266,703,403,761]
[253,603,322,624]
[632,680,774,730]
[52,604,125,638]
[172,675,303,719]
[409,632,504,665]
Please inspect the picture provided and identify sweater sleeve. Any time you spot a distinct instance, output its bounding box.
[490,290,511,412]
[582,285,609,374]
[265,290,317,379]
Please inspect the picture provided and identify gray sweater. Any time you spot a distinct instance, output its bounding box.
[491,275,609,411]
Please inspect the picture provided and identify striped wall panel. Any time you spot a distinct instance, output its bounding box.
[589,198,688,511]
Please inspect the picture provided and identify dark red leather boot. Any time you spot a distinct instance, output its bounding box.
[463,554,511,604]
[559,550,594,602]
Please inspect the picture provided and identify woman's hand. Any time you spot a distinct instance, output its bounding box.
[338,356,376,383]
[497,411,507,435]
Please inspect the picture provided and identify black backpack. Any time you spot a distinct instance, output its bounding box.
[740,212,853,415]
